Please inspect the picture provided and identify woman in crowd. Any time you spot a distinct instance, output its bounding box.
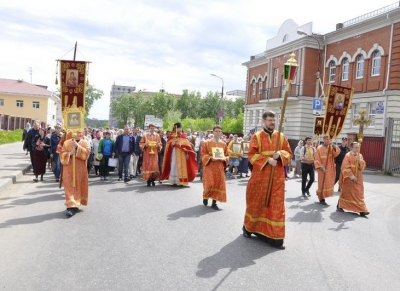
[32,128,50,182]
[294,140,303,178]
[92,130,102,176]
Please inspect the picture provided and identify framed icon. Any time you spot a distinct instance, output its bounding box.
[212,147,225,160]
[232,143,241,154]
[242,142,250,154]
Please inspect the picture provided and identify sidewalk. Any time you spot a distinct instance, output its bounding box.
[0,142,32,195]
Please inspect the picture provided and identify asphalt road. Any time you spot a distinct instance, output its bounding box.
[0,168,399,291]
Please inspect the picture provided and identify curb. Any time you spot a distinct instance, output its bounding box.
[0,164,32,196]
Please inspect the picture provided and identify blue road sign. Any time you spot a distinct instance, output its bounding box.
[313,99,322,110]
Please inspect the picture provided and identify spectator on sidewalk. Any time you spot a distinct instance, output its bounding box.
[294,140,303,178]
[22,122,31,155]
[114,125,135,182]
[92,130,102,176]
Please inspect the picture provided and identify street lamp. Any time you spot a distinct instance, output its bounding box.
[210,73,224,124]
[297,29,322,99]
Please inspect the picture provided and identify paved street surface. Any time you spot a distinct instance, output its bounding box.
[1,150,400,291]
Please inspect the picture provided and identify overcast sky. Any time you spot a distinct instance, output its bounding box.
[0,0,397,119]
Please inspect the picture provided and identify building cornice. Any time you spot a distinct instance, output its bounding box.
[0,92,52,99]
[325,9,400,43]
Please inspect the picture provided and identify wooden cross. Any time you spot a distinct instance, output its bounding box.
[353,108,372,142]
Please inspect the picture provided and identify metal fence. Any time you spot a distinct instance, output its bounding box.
[361,136,385,170]
[384,118,400,175]
[260,85,301,101]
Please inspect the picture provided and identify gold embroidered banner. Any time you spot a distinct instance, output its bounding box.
[323,84,353,138]
[314,116,324,135]
[59,60,87,131]
[60,60,87,111]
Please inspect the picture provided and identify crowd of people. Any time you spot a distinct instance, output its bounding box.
[21,111,369,249]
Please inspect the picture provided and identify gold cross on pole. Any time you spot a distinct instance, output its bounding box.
[352,108,371,175]
[353,108,372,143]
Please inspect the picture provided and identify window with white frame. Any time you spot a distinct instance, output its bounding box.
[281,79,286,97]
[352,103,360,127]
[249,110,253,125]
[368,102,376,126]
[16,100,24,107]
[255,110,259,124]
[252,82,256,96]
[33,101,40,109]
[259,80,262,93]
[273,68,278,87]
[329,61,336,82]
[371,50,381,76]
[356,54,364,79]
[341,58,349,81]
[0,99,4,106]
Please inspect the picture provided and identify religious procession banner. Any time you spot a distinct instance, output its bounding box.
[314,116,324,135]
[57,60,88,132]
[323,84,353,139]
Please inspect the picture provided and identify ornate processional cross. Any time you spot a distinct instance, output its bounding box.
[353,108,372,142]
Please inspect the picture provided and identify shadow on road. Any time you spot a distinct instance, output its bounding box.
[167,205,216,221]
[3,193,64,207]
[328,211,359,231]
[196,235,278,284]
[0,211,65,228]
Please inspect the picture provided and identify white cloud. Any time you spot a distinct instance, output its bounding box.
[0,0,396,119]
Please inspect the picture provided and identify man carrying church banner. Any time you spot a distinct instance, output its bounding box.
[56,59,91,218]
[314,85,353,205]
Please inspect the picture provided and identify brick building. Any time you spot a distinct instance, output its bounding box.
[242,2,400,149]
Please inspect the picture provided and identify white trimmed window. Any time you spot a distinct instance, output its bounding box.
[356,54,364,79]
[259,80,262,93]
[329,61,336,82]
[341,58,349,81]
[16,100,24,107]
[255,110,259,124]
[273,68,278,87]
[371,50,381,76]
[249,110,253,125]
[252,82,256,96]
[0,99,4,106]
[33,101,40,109]
[368,102,376,126]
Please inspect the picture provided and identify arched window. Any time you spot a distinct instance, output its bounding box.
[371,50,381,76]
[258,79,263,93]
[341,58,349,81]
[252,81,256,96]
[329,61,336,82]
[356,54,364,79]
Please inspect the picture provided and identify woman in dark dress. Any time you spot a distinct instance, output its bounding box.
[32,128,50,182]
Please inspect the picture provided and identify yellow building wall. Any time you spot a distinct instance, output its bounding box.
[0,93,49,122]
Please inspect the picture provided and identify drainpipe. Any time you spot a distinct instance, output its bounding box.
[382,13,394,137]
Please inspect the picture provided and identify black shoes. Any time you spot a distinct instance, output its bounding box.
[124,178,130,182]
[319,199,328,205]
[336,207,344,212]
[33,178,38,183]
[66,208,77,218]
[302,192,306,197]
[203,199,208,206]
[40,176,43,181]
[151,181,155,186]
[130,175,136,179]
[211,200,220,210]
[147,180,151,187]
[360,212,370,217]
[242,226,252,238]
[118,177,122,181]
[306,190,311,196]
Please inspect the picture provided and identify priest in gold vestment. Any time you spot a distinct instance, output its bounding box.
[242,111,292,249]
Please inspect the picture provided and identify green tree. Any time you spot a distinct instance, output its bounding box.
[163,110,182,131]
[221,112,244,134]
[85,85,104,117]
[177,90,202,119]
[110,93,135,126]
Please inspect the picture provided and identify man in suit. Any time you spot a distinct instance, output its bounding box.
[114,125,135,182]
[129,127,142,178]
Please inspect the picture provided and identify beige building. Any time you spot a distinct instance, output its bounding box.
[0,78,60,130]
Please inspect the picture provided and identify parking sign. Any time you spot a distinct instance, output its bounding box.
[312,99,322,110]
